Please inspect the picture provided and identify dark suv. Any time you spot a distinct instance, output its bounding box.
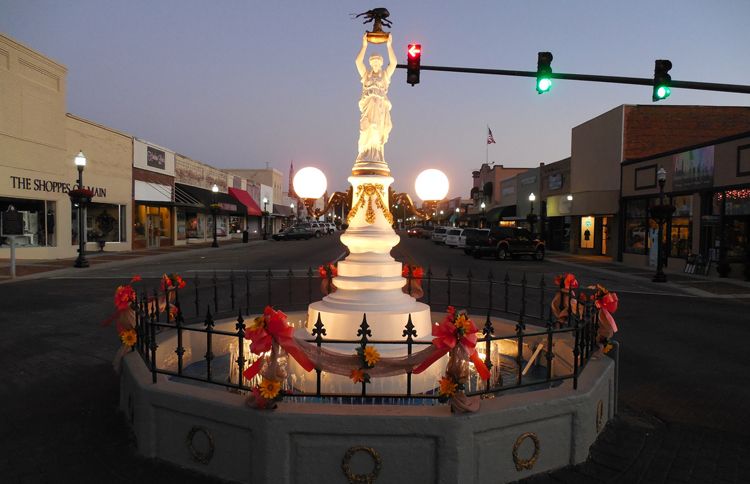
[462,228,490,255]
[474,227,545,261]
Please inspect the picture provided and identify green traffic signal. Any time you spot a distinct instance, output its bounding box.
[652,59,673,102]
[537,77,552,93]
[655,85,670,100]
[536,52,553,94]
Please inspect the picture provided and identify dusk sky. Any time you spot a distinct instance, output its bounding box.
[2,1,749,198]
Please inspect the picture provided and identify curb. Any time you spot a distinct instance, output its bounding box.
[545,254,750,299]
[0,240,270,285]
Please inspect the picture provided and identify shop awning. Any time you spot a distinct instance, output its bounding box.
[272,204,294,217]
[134,180,173,203]
[174,184,205,208]
[228,188,263,216]
[175,183,247,215]
[486,205,516,222]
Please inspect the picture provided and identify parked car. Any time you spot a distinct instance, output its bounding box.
[458,228,489,254]
[431,226,448,244]
[419,226,434,239]
[272,226,314,241]
[324,223,337,234]
[473,227,545,261]
[444,228,464,248]
[296,222,325,238]
[406,226,424,237]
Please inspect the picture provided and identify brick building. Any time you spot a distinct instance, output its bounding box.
[568,104,750,260]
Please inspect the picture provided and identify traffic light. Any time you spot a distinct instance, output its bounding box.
[407,43,421,86]
[536,52,553,94]
[652,59,672,101]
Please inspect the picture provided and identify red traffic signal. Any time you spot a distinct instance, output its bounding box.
[407,43,421,86]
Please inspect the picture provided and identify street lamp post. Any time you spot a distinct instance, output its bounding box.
[290,202,296,225]
[527,192,538,236]
[650,168,675,282]
[480,201,486,228]
[455,207,460,227]
[262,197,269,240]
[211,184,219,247]
[73,151,89,268]
[414,169,449,226]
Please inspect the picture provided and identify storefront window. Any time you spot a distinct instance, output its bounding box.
[88,203,126,242]
[229,216,243,234]
[134,205,147,241]
[176,209,186,241]
[134,204,172,247]
[724,189,750,216]
[711,190,749,261]
[624,199,648,254]
[1,197,56,247]
[73,203,127,244]
[186,212,205,239]
[669,195,692,258]
[207,214,229,237]
[724,219,748,261]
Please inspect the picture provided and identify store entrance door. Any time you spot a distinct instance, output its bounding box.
[147,214,161,248]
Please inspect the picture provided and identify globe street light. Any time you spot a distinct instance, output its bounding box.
[415,169,449,223]
[73,150,89,268]
[293,166,327,219]
[480,201,486,228]
[650,168,675,283]
[262,197,269,240]
[527,192,538,236]
[211,184,219,247]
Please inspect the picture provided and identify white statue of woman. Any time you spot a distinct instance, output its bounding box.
[355,33,397,164]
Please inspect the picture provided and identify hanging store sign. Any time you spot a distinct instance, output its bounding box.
[547,174,563,191]
[673,146,714,190]
[9,175,107,197]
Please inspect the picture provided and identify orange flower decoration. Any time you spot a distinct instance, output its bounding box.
[114,285,136,311]
[554,273,579,290]
[439,375,457,398]
[249,315,265,330]
[318,263,338,279]
[130,275,142,283]
[454,313,472,336]
[259,378,281,399]
[119,328,137,347]
[401,264,424,281]
[350,368,366,383]
[160,273,186,291]
[363,346,380,367]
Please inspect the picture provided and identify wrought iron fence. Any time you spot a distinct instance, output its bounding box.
[132,269,602,402]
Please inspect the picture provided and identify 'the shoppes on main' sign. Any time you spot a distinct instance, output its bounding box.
[9,175,107,198]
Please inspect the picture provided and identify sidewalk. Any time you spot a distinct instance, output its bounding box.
[518,407,749,484]
[546,251,750,298]
[0,238,264,282]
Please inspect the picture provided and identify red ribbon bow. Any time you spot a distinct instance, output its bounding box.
[243,306,315,381]
[595,292,619,332]
[413,308,491,381]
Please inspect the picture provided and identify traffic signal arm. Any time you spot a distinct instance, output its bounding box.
[395,63,750,95]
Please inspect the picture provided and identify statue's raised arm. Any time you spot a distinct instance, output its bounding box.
[355,33,368,79]
[385,34,396,80]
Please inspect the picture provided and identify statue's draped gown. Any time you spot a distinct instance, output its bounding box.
[357,68,392,162]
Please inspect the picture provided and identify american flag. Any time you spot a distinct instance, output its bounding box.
[487,127,496,145]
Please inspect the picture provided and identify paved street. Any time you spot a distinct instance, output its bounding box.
[1,233,749,483]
